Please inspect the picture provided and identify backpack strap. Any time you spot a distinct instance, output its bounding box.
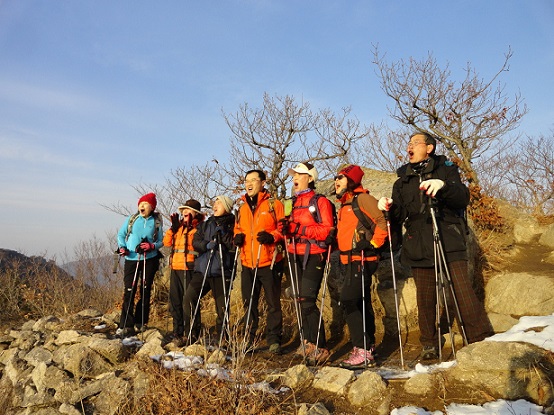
[351,195,375,234]
[126,211,162,242]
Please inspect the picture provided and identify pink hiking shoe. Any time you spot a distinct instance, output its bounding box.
[339,346,376,369]
[295,339,317,358]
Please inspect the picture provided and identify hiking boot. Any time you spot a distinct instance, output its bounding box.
[116,327,135,338]
[420,345,439,360]
[268,343,281,354]
[339,346,376,369]
[165,333,186,348]
[308,347,331,366]
[135,324,147,333]
[295,340,317,358]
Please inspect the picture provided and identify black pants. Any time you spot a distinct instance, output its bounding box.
[340,260,377,349]
[240,261,283,345]
[289,253,327,348]
[169,269,196,336]
[184,271,231,340]
[120,256,159,329]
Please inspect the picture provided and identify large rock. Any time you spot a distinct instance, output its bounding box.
[447,341,553,406]
[539,223,554,248]
[59,343,114,378]
[485,273,554,317]
[312,366,354,395]
[347,370,389,408]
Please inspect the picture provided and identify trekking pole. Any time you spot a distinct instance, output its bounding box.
[383,211,405,369]
[433,238,443,361]
[243,244,262,350]
[219,247,240,349]
[214,232,227,341]
[283,237,306,358]
[141,253,146,341]
[429,201,468,353]
[315,244,332,352]
[361,249,368,369]
[187,247,215,345]
[122,259,141,333]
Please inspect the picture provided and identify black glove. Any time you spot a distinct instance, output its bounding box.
[257,231,274,245]
[278,218,300,237]
[206,240,217,250]
[118,247,130,256]
[170,213,181,233]
[324,233,336,247]
[233,233,245,247]
[353,239,372,253]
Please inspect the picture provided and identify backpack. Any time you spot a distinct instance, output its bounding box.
[351,194,400,253]
[292,193,337,226]
[125,211,163,242]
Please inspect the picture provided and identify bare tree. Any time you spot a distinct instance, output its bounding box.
[372,46,528,189]
[221,93,370,199]
[351,123,413,172]
[501,131,554,215]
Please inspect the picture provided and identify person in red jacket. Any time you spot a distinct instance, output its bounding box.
[163,199,205,347]
[280,162,334,365]
[334,165,388,369]
[234,169,285,353]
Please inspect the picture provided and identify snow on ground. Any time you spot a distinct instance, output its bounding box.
[392,399,545,415]
[485,313,554,353]
[393,313,554,414]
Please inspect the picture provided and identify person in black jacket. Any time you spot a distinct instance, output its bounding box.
[378,132,493,360]
[183,195,235,343]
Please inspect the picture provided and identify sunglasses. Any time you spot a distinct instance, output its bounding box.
[334,174,345,181]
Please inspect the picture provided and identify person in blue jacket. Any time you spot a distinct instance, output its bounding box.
[116,192,163,337]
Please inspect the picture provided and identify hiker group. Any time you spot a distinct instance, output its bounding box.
[115,132,493,369]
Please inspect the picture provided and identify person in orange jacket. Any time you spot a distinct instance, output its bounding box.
[163,199,205,346]
[279,162,334,365]
[234,169,285,353]
[334,165,388,369]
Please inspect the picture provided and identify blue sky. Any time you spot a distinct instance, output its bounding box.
[1,1,552,260]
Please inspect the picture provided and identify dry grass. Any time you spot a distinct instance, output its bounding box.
[115,357,290,415]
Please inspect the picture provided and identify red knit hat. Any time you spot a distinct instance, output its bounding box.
[339,165,364,185]
[138,193,157,210]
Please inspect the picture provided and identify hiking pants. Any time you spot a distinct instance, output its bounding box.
[412,260,493,347]
[169,269,195,336]
[240,261,284,345]
[293,253,327,348]
[120,256,159,329]
[184,271,231,340]
[340,260,378,349]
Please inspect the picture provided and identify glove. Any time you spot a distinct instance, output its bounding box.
[257,231,274,245]
[214,226,224,235]
[353,239,372,252]
[170,213,181,233]
[419,179,445,197]
[278,219,300,237]
[206,240,217,250]
[377,197,393,211]
[324,228,337,246]
[233,233,245,247]
[136,242,155,254]
[118,247,129,256]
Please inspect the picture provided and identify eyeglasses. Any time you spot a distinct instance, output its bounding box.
[334,174,345,181]
[244,178,261,184]
[407,141,427,148]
